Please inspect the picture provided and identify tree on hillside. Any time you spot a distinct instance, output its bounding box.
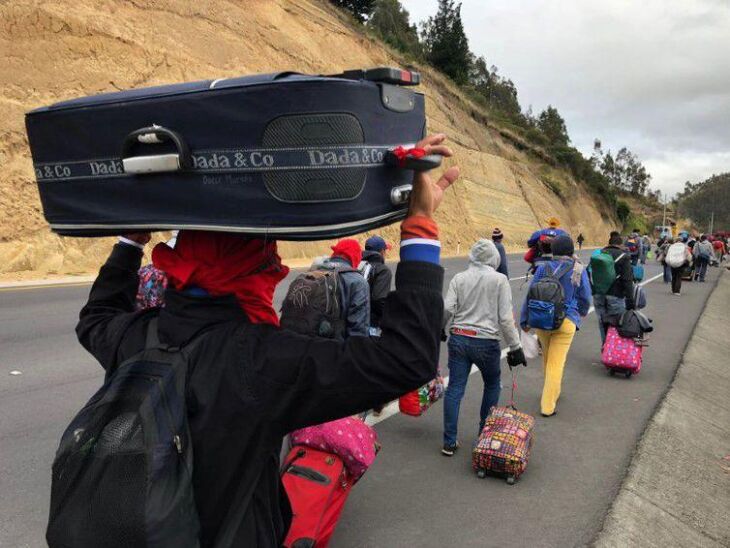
[421,0,471,85]
[594,142,652,196]
[537,106,570,147]
[678,172,730,231]
[369,0,422,57]
[469,57,522,120]
[330,0,376,22]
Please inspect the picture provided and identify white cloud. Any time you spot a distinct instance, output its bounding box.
[400,0,730,197]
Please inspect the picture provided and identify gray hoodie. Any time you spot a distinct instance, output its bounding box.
[443,239,521,349]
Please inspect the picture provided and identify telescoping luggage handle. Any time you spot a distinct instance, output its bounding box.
[121,125,192,174]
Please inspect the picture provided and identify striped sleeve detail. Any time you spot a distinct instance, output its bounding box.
[400,238,440,264]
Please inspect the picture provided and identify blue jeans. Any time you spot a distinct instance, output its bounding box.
[594,294,626,345]
[443,335,502,446]
[663,263,672,284]
[695,257,709,281]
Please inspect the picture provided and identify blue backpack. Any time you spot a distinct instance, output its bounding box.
[526,262,572,330]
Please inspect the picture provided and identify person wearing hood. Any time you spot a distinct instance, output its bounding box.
[318,238,371,338]
[441,239,526,456]
[361,235,394,332]
[520,235,592,417]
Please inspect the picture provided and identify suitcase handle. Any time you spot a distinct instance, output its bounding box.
[385,147,442,171]
[327,67,421,86]
[121,125,192,174]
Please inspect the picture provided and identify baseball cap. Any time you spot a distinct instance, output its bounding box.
[365,236,391,252]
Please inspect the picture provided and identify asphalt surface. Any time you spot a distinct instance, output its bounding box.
[0,248,720,547]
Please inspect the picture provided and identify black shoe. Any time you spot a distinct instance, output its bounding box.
[441,442,460,456]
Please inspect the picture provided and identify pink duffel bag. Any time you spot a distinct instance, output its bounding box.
[289,417,379,482]
[602,326,643,377]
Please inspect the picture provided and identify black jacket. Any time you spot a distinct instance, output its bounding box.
[361,250,393,328]
[600,245,635,309]
[76,244,443,547]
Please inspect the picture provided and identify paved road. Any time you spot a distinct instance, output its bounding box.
[0,249,720,547]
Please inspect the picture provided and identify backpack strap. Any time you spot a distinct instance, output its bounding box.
[145,317,162,349]
[614,252,626,263]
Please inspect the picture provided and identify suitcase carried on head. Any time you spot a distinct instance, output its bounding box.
[282,447,353,548]
[472,370,535,484]
[25,67,439,240]
[602,326,645,378]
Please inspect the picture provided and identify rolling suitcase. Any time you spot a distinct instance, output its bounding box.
[602,326,644,378]
[282,447,353,548]
[472,370,535,484]
[25,68,439,240]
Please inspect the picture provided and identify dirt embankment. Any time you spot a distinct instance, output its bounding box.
[0,0,616,280]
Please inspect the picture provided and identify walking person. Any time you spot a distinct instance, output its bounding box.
[576,232,585,251]
[63,133,459,548]
[692,234,714,282]
[626,229,641,266]
[657,238,673,284]
[665,237,693,295]
[360,235,393,335]
[317,239,371,337]
[491,227,509,278]
[441,239,525,456]
[520,235,592,417]
[590,231,635,346]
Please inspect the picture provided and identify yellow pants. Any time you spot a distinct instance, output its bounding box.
[535,319,577,415]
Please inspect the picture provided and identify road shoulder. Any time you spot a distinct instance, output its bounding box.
[595,270,730,547]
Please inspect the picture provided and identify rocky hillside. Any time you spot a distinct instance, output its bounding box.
[0,0,617,279]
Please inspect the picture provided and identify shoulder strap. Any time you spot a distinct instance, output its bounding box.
[614,253,625,263]
[144,317,163,350]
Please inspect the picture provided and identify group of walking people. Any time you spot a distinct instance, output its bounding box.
[58,126,725,546]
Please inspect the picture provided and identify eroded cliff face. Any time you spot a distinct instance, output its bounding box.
[0,0,615,279]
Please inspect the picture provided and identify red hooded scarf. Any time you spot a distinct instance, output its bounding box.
[330,239,362,268]
[152,231,289,325]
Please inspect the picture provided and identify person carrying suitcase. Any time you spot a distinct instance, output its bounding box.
[441,239,526,456]
[59,133,459,548]
[590,231,635,346]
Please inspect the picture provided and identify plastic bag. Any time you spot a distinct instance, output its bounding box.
[520,330,540,360]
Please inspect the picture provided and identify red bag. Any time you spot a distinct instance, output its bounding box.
[398,374,445,416]
[282,447,352,548]
[523,246,537,264]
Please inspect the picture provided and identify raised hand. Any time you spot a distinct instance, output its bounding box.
[408,133,460,219]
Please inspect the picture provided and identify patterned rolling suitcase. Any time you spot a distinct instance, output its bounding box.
[25,68,438,240]
[602,326,644,378]
[282,447,352,548]
[472,371,535,484]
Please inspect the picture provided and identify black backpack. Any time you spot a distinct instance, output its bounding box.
[526,262,572,331]
[280,265,355,339]
[617,310,653,339]
[47,319,201,548]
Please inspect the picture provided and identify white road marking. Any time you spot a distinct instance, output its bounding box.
[366,271,664,426]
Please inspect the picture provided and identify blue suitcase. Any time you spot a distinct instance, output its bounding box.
[25,68,437,240]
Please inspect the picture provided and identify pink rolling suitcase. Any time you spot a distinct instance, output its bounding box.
[602,326,644,378]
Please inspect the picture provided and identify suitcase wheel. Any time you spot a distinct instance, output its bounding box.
[477,469,487,479]
[506,475,516,485]
[624,370,633,378]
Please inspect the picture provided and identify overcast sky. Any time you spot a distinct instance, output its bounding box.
[400,0,730,198]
